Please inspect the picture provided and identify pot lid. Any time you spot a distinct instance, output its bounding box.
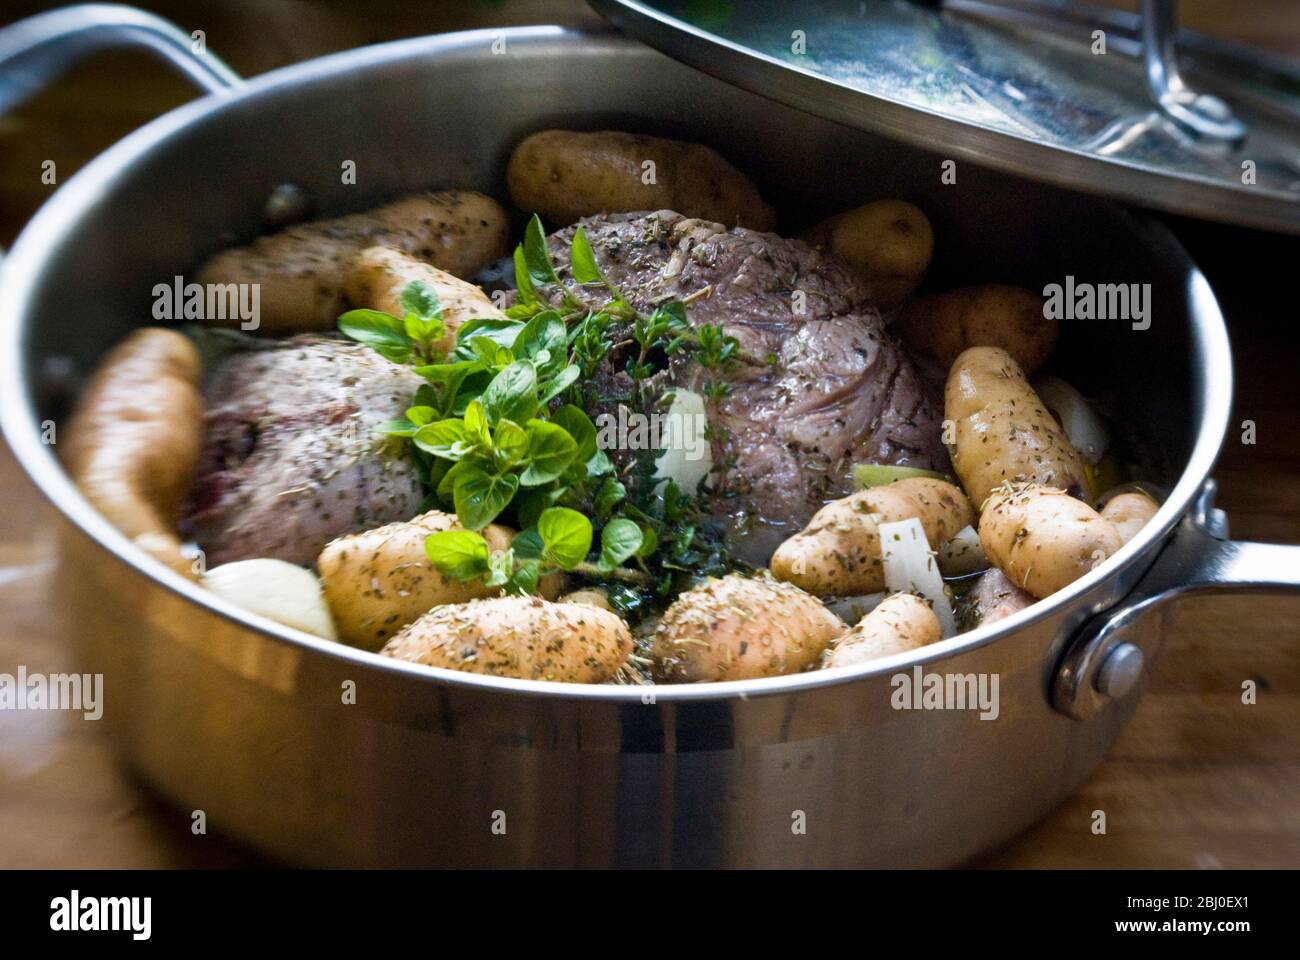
[588,0,1300,234]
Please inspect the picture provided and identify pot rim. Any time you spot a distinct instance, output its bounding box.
[0,26,1234,704]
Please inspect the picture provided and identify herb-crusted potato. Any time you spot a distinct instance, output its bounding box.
[899,284,1057,375]
[196,191,510,334]
[1100,489,1159,544]
[63,328,203,578]
[506,129,777,231]
[979,483,1122,599]
[652,573,843,682]
[380,596,633,683]
[319,511,565,650]
[945,346,1087,508]
[557,587,614,612]
[803,200,933,306]
[344,246,504,354]
[770,478,974,597]
[318,511,513,650]
[824,593,940,670]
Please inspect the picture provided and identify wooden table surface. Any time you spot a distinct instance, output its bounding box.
[0,0,1297,869]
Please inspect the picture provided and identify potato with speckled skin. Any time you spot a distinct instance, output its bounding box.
[899,285,1057,375]
[344,246,504,354]
[196,191,510,334]
[506,129,777,231]
[652,573,843,682]
[803,200,933,305]
[824,593,940,669]
[381,596,633,683]
[771,478,974,598]
[1100,490,1159,544]
[979,483,1122,599]
[946,346,1087,508]
[318,511,563,651]
[64,328,203,578]
[558,587,613,612]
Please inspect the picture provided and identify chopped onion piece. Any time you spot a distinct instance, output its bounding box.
[824,592,886,625]
[937,525,988,577]
[878,517,956,637]
[652,388,712,494]
[853,463,949,489]
[1034,375,1109,465]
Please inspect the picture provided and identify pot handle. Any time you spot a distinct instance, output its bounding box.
[1053,479,1300,719]
[0,3,242,115]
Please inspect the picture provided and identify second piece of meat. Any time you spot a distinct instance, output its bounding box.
[532,211,947,563]
[186,337,424,567]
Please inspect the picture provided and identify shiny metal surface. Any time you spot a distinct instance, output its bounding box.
[1138,0,1244,143]
[589,0,1300,233]
[1093,641,1144,700]
[1055,481,1300,720]
[0,22,1294,866]
[0,3,241,113]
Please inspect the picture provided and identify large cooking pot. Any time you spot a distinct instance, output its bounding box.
[2,6,1297,868]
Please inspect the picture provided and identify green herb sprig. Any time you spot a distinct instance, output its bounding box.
[339,214,743,603]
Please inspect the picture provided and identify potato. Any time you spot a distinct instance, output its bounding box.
[63,328,203,578]
[899,285,1057,375]
[506,129,776,231]
[318,511,508,650]
[1100,490,1159,544]
[979,483,1122,599]
[203,559,337,640]
[964,567,1035,627]
[945,346,1087,508]
[824,593,940,670]
[380,596,632,683]
[318,511,564,650]
[196,191,510,334]
[344,246,504,354]
[652,573,843,682]
[771,478,974,597]
[557,587,613,612]
[803,200,933,306]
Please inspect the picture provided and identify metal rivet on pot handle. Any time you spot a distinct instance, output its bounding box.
[1093,642,1145,700]
[1053,480,1300,720]
[0,4,243,117]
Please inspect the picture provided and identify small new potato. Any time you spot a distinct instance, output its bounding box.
[344,246,505,354]
[318,511,512,651]
[979,483,1122,599]
[196,191,510,333]
[381,596,633,683]
[804,200,933,306]
[771,478,974,597]
[203,559,338,640]
[1100,489,1159,544]
[899,284,1057,375]
[506,129,777,231]
[652,573,843,682]
[558,587,614,612]
[824,593,940,670]
[946,346,1088,508]
[63,328,203,578]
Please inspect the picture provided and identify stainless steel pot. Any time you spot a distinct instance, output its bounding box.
[2,6,1297,868]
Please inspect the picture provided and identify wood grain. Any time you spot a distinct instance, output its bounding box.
[0,0,1297,869]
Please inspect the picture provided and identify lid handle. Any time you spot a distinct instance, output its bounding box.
[1140,0,1245,143]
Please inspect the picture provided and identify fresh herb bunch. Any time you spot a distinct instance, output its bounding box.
[337,214,744,604]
